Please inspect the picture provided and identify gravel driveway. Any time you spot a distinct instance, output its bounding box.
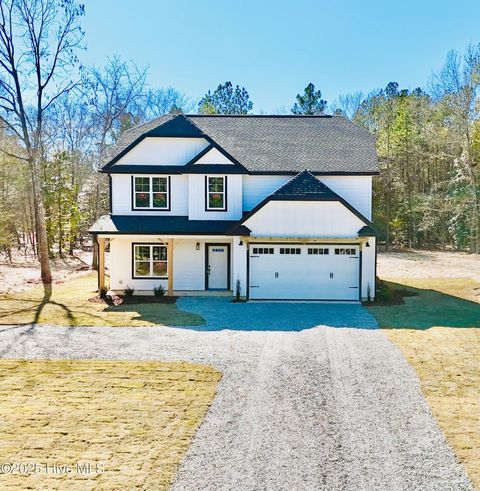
[0,323,471,491]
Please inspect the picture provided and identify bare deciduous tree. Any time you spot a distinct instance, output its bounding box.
[82,56,147,268]
[0,0,85,282]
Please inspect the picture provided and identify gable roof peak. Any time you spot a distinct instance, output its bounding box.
[271,170,338,200]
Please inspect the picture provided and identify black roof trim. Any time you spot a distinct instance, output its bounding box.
[103,165,184,174]
[102,115,209,170]
[181,114,334,119]
[248,170,380,176]
[183,139,249,173]
[358,225,377,237]
[183,164,248,175]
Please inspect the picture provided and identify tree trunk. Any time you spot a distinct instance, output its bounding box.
[31,161,52,284]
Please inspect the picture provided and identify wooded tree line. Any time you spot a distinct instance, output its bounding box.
[0,0,479,286]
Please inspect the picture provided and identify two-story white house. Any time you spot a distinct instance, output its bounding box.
[89,114,378,301]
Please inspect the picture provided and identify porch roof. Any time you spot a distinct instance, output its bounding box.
[89,214,251,236]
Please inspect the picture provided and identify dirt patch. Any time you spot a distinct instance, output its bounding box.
[0,250,101,295]
[378,250,480,282]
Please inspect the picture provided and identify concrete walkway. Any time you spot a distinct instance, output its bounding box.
[0,323,471,491]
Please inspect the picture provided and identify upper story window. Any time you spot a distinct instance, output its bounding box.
[206,176,227,211]
[133,176,170,210]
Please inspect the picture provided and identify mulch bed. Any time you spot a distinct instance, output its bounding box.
[89,295,177,306]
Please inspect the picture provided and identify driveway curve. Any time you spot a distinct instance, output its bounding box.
[0,323,471,491]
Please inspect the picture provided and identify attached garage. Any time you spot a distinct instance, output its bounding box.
[248,244,361,301]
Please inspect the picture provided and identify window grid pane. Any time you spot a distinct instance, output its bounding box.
[134,177,169,209]
[153,193,168,208]
[208,193,224,209]
[135,177,150,192]
[134,245,168,278]
[208,177,224,192]
[152,177,167,192]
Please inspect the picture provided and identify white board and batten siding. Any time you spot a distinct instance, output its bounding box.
[243,201,366,238]
[115,137,209,166]
[242,175,372,220]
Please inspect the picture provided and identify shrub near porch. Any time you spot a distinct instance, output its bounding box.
[0,273,204,327]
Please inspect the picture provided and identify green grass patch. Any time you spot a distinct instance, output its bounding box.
[367,278,480,329]
[0,273,204,327]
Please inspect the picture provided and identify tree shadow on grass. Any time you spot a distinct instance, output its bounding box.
[0,284,76,330]
[366,281,480,329]
[104,303,205,327]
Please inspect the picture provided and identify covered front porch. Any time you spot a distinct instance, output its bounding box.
[93,235,248,298]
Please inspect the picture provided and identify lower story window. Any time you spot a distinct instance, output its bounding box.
[133,244,167,278]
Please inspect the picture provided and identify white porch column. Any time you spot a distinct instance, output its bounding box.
[167,239,174,296]
[232,236,247,298]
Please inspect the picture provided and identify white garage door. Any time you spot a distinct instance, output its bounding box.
[249,244,360,301]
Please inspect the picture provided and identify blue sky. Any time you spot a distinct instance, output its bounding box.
[81,0,480,113]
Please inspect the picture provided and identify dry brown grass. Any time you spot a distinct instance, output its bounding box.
[0,359,221,490]
[382,276,480,489]
[386,328,480,489]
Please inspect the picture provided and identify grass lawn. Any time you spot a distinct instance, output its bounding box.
[0,359,221,490]
[0,273,204,327]
[367,277,480,489]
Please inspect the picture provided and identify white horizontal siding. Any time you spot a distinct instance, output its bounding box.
[242,175,291,211]
[320,176,372,220]
[244,201,365,238]
[116,137,209,166]
[111,174,188,216]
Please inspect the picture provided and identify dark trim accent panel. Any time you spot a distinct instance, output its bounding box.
[103,167,378,176]
[108,174,112,213]
[248,171,380,176]
[205,175,228,212]
[184,143,214,166]
[205,243,231,290]
[359,249,363,301]
[131,175,172,212]
[131,242,168,280]
[246,243,250,301]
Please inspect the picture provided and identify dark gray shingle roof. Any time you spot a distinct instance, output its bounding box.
[105,114,378,174]
[270,170,340,200]
[89,215,251,236]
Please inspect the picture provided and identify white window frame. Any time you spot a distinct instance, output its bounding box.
[133,244,168,279]
[133,176,170,210]
[206,175,227,211]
